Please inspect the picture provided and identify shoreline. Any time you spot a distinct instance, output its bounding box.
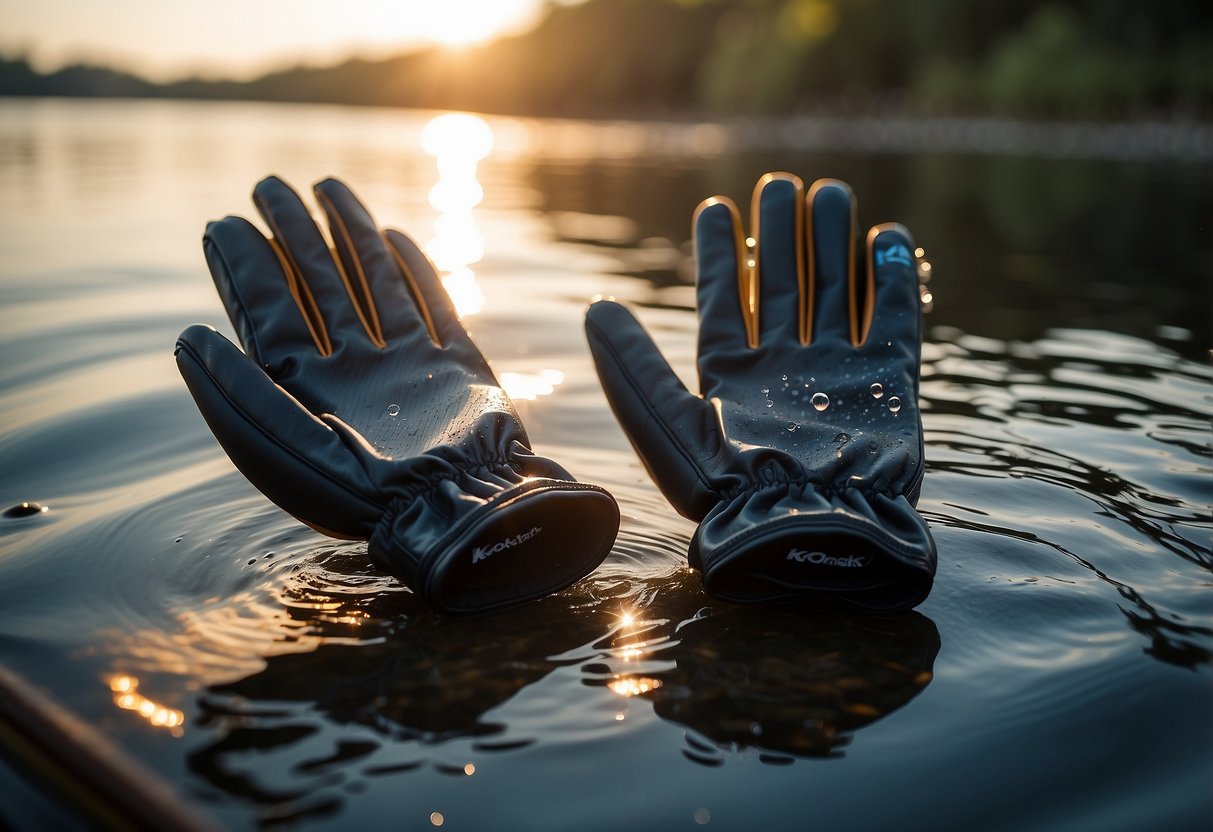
[3,94,1211,163]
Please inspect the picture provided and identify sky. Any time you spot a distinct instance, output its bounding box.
[3,0,547,81]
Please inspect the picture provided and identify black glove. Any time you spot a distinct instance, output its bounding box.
[176,176,619,615]
[586,173,935,611]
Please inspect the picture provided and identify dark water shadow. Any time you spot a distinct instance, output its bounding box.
[183,586,607,820]
[584,597,940,764]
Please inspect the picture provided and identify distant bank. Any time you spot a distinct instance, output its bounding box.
[2,0,1209,124]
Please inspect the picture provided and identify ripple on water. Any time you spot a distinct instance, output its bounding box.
[0,103,1209,831]
[921,327,1213,682]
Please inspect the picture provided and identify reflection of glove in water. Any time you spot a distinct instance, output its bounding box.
[586,173,935,611]
[186,576,608,807]
[593,608,939,759]
[176,176,619,614]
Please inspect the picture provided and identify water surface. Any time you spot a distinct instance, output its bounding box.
[0,98,1210,830]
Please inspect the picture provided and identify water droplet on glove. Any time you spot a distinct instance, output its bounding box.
[870,383,884,399]
[811,392,829,411]
[888,397,902,413]
[387,404,400,417]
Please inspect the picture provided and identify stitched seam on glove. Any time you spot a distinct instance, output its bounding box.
[176,338,387,515]
[906,449,926,501]
[585,316,722,501]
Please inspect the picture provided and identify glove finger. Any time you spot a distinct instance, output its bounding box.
[382,229,493,375]
[312,178,438,349]
[807,179,860,346]
[252,176,370,350]
[694,197,754,395]
[175,324,383,538]
[864,223,922,350]
[751,173,807,346]
[585,300,721,520]
[203,216,329,367]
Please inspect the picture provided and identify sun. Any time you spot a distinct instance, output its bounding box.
[414,0,541,48]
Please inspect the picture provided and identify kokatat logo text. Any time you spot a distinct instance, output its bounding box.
[472,526,543,563]
[786,548,867,568]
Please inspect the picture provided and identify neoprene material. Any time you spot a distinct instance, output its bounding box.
[177,176,619,614]
[586,173,936,611]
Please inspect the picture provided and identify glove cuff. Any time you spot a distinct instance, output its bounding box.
[368,471,619,615]
[689,483,936,612]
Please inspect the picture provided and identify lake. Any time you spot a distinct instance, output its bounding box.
[0,97,1209,830]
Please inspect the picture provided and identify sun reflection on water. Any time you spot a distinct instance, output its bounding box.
[617,645,645,662]
[608,676,662,697]
[612,606,652,667]
[108,674,185,736]
[421,113,493,318]
[499,369,564,401]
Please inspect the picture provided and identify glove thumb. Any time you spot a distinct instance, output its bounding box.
[175,324,382,538]
[585,300,721,520]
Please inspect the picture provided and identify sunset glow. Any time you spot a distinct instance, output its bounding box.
[6,0,544,81]
[411,0,540,47]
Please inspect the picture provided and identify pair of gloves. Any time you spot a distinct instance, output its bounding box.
[176,174,936,615]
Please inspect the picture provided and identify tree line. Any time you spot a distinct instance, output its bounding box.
[2,0,1209,120]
